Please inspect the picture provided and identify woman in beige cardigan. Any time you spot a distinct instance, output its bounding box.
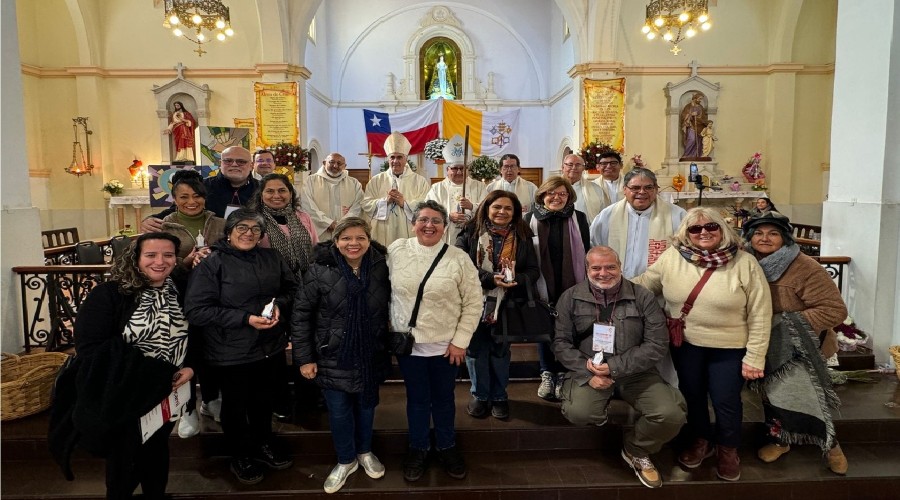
[634,207,771,482]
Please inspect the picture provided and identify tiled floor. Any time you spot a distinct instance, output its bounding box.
[2,373,899,499]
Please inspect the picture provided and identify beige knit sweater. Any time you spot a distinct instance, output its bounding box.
[633,247,772,369]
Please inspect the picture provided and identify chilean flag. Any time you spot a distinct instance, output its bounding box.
[363,99,442,156]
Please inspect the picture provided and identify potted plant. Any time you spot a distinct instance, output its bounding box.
[468,155,500,182]
[424,138,449,164]
[272,142,310,172]
[101,179,125,197]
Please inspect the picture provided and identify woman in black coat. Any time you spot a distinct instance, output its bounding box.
[292,217,391,494]
[456,190,540,420]
[185,208,296,486]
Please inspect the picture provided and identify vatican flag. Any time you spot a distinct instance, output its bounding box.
[442,100,519,157]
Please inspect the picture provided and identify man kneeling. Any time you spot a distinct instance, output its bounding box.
[552,246,686,489]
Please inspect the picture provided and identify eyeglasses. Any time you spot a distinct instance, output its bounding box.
[254,157,274,164]
[499,166,518,171]
[687,222,721,234]
[326,161,345,166]
[447,167,465,172]
[234,224,263,235]
[597,161,620,167]
[545,190,569,199]
[222,159,250,166]
[415,217,445,226]
[563,162,585,168]
[625,184,658,193]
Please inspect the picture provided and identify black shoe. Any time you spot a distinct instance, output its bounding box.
[402,448,429,482]
[255,444,293,470]
[437,446,467,479]
[466,397,489,418]
[230,457,265,485]
[491,400,509,420]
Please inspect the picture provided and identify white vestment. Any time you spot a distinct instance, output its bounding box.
[300,166,364,240]
[426,177,487,244]
[486,176,538,213]
[571,179,608,223]
[593,176,625,206]
[361,167,431,247]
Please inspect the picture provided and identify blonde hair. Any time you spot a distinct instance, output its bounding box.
[672,207,740,249]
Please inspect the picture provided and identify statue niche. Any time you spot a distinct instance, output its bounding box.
[419,37,460,100]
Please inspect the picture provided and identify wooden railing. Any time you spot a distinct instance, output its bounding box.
[12,265,111,352]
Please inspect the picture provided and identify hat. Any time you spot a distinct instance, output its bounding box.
[742,210,793,240]
[383,132,411,156]
[442,134,466,165]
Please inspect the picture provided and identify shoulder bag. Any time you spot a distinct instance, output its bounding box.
[388,244,449,356]
[666,267,715,347]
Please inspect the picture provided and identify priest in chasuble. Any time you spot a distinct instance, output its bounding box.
[425,135,486,243]
[561,153,607,222]
[300,152,365,241]
[361,132,431,246]
[486,154,538,213]
[589,168,686,279]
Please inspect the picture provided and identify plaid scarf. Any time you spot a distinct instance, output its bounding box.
[261,206,313,276]
[677,243,739,268]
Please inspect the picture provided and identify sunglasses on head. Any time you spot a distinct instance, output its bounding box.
[687,222,721,234]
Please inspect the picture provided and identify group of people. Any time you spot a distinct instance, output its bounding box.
[52,134,849,498]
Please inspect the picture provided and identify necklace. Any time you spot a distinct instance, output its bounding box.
[351,267,360,276]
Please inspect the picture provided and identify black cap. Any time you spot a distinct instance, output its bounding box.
[742,211,793,240]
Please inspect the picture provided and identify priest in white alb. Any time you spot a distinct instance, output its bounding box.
[300,152,364,241]
[486,153,538,213]
[590,168,686,279]
[361,132,431,246]
[560,153,607,222]
[425,135,487,243]
[591,151,626,207]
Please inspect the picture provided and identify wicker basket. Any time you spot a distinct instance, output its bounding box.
[890,346,900,382]
[1,352,70,421]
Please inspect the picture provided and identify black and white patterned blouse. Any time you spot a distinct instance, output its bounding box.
[122,278,189,367]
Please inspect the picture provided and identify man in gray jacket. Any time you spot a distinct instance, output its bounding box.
[552,246,686,489]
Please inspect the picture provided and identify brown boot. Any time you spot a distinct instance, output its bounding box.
[716,446,741,481]
[678,438,715,469]
[827,443,848,475]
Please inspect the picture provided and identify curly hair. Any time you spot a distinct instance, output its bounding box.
[109,232,181,295]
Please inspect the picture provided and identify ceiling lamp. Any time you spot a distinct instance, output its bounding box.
[162,0,234,57]
[641,0,711,55]
[65,117,94,177]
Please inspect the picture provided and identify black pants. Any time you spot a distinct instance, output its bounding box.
[215,356,280,458]
[105,421,175,499]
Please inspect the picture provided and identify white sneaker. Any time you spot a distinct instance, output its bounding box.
[199,399,222,422]
[537,371,556,400]
[357,452,385,479]
[177,410,200,438]
[323,460,358,494]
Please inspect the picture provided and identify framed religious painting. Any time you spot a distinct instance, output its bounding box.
[419,37,461,101]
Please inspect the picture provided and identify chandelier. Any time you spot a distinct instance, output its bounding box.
[65,117,93,177]
[162,0,234,57]
[641,0,711,55]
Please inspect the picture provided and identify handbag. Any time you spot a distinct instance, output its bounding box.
[493,274,558,344]
[388,244,449,356]
[667,267,715,347]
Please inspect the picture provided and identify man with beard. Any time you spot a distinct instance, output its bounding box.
[141,146,258,232]
[561,153,607,222]
[301,152,364,241]
[425,136,486,243]
[361,132,431,246]
[589,168,686,279]
[552,246,686,489]
[486,154,538,213]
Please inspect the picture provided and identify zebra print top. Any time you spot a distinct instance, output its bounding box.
[121,278,189,367]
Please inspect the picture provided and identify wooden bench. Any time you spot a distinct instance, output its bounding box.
[41,228,79,249]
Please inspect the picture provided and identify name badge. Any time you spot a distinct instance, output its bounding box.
[592,323,615,354]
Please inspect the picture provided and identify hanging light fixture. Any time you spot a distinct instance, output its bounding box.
[65,117,94,177]
[641,0,711,55]
[162,0,234,57]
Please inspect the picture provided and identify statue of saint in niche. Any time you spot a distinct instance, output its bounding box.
[429,55,455,99]
[679,92,709,161]
[164,101,196,164]
[420,39,460,101]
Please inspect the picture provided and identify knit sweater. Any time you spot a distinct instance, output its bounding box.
[387,237,482,349]
[633,247,772,369]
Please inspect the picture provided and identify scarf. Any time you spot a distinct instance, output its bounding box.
[334,247,378,408]
[121,278,189,367]
[476,223,517,322]
[677,243,739,268]
[754,243,801,282]
[529,206,586,302]
[261,205,313,276]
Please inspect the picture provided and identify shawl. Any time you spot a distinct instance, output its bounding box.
[261,206,313,276]
[121,278,189,367]
[607,199,672,268]
[753,243,801,282]
[529,207,585,302]
[749,311,840,454]
[476,224,516,322]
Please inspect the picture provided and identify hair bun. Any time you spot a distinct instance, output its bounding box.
[171,169,202,185]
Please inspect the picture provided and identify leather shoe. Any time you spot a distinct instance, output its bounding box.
[491,400,509,420]
[323,460,358,494]
[679,438,715,469]
[357,452,385,479]
[827,443,848,475]
[716,446,741,481]
[402,448,429,482]
[466,397,489,418]
[757,443,790,463]
[255,444,293,470]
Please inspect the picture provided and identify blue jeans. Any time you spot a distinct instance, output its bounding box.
[322,389,376,464]
[465,323,510,401]
[397,354,459,450]
[671,341,746,448]
[537,341,563,374]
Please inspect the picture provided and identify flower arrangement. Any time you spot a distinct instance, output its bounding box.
[834,316,869,352]
[742,152,766,183]
[579,140,621,170]
[468,155,500,182]
[101,179,125,196]
[379,158,417,172]
[424,138,449,162]
[272,142,310,172]
[631,154,645,168]
[751,179,768,191]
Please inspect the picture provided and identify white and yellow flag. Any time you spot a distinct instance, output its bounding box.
[442,100,519,157]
